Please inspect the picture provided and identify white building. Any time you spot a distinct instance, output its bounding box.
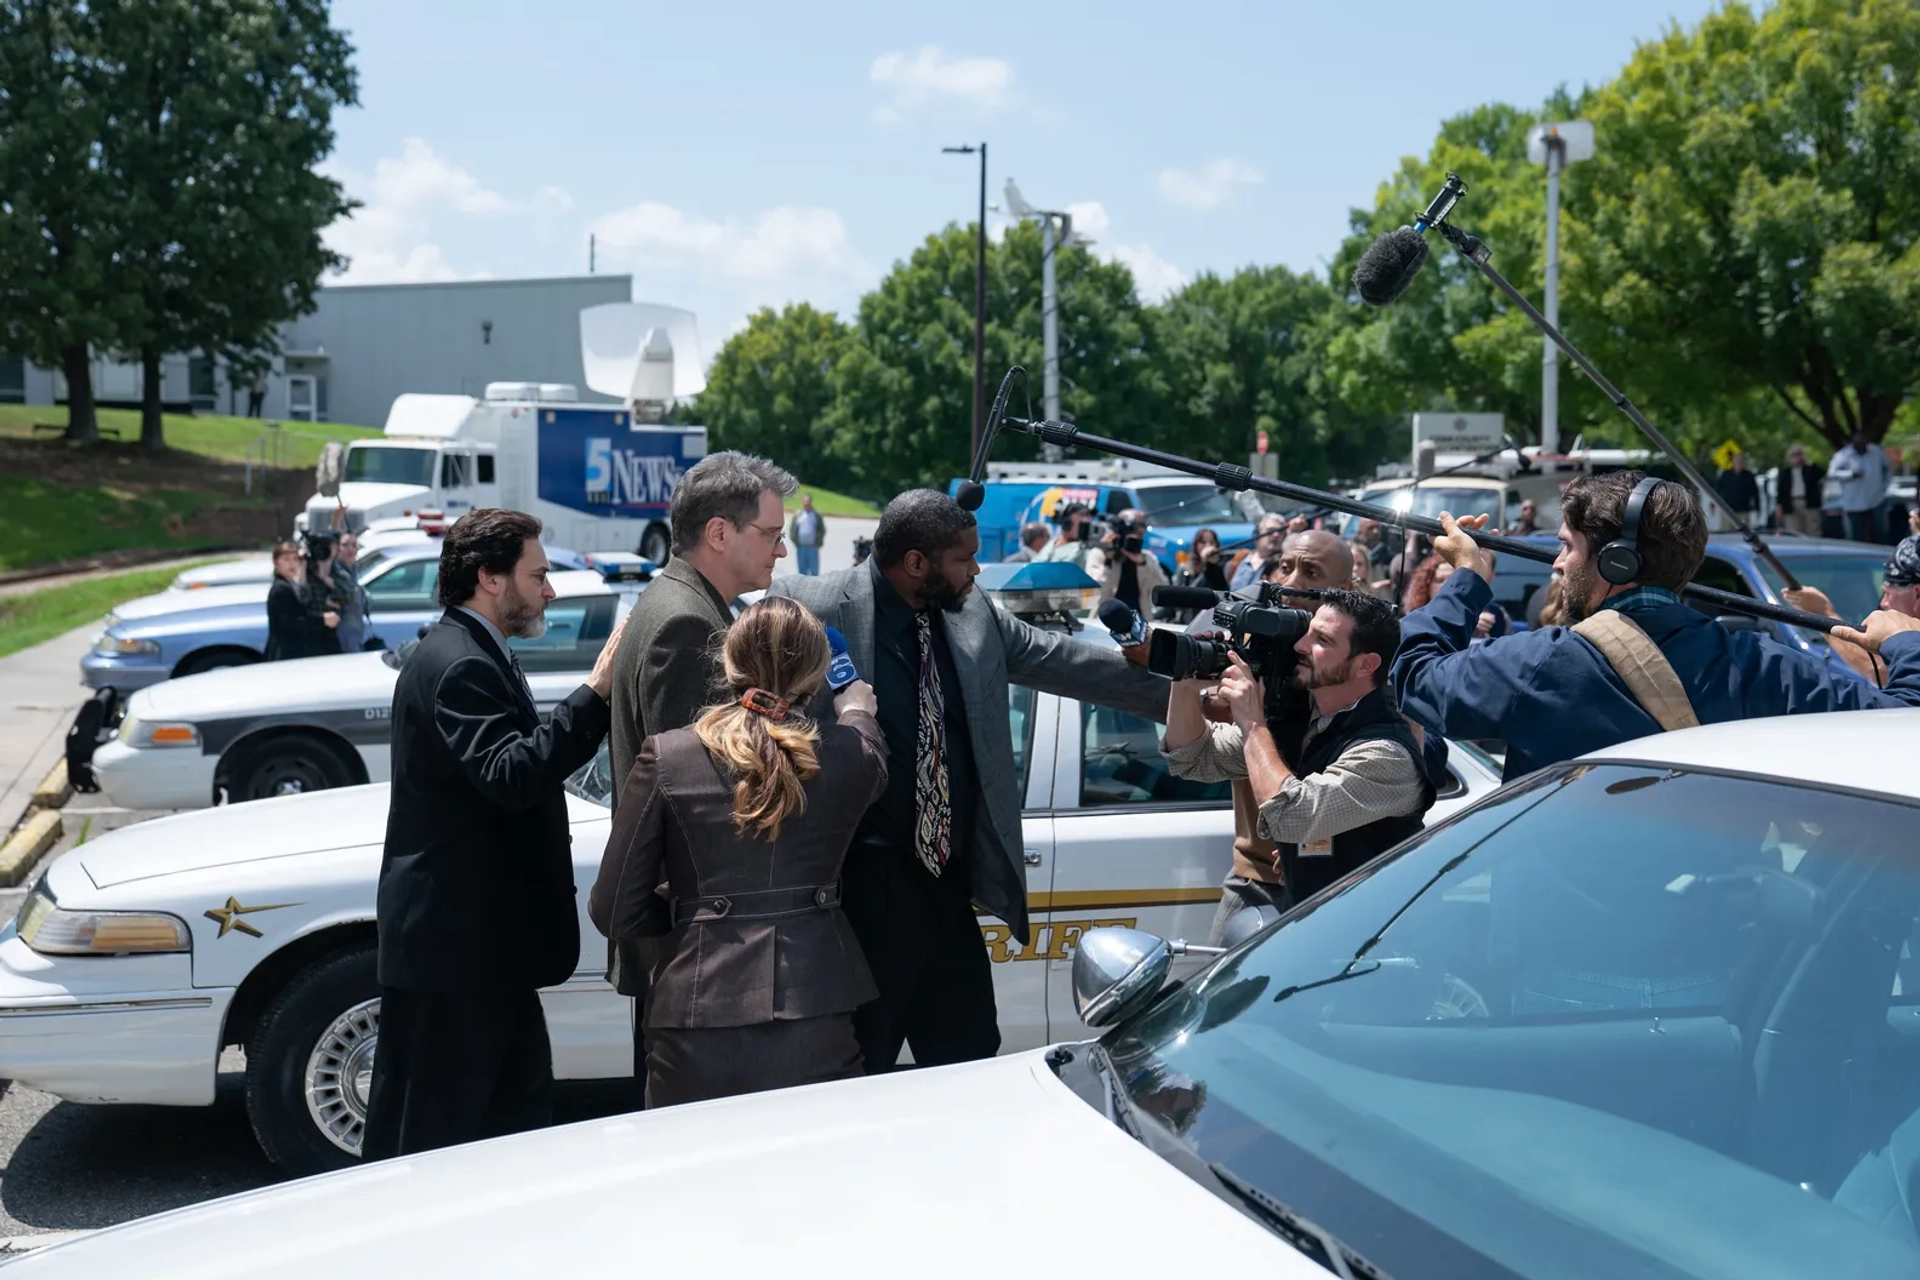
[0,274,643,430]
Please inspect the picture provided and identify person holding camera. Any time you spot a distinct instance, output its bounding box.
[1163,589,1434,939]
[1035,501,1094,568]
[1086,507,1168,614]
[264,540,339,662]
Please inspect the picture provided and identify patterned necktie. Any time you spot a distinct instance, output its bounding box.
[913,611,953,875]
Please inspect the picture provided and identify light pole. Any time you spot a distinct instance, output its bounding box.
[1003,178,1092,431]
[1526,120,1594,464]
[943,143,988,461]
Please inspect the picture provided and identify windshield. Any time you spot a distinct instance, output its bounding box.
[1757,555,1888,626]
[1134,484,1247,527]
[1358,484,1506,525]
[566,742,614,807]
[344,446,437,487]
[1108,763,1920,1278]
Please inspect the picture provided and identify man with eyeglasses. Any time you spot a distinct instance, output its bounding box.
[603,450,796,1081]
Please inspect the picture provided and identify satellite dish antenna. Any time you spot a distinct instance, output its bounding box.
[579,303,706,416]
[1003,178,1038,219]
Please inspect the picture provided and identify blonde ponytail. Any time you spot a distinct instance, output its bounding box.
[692,597,831,841]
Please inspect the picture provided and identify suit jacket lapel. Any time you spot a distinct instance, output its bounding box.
[442,608,537,722]
[841,568,876,681]
[945,595,1000,755]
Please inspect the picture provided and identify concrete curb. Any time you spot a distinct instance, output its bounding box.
[0,810,60,887]
[28,760,69,813]
[0,1229,94,1256]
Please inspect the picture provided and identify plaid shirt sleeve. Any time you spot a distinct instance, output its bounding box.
[1161,721,1250,783]
[1255,738,1425,846]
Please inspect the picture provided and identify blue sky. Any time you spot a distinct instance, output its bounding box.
[321,0,1722,362]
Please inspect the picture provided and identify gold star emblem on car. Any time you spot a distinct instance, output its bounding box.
[204,897,298,939]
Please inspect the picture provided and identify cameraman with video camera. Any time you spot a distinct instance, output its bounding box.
[1086,507,1168,614]
[1159,588,1433,942]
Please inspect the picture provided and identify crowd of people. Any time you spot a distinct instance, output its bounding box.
[357,450,1920,1161]
[263,529,370,662]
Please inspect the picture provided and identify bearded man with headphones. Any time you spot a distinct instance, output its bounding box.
[1390,470,1920,782]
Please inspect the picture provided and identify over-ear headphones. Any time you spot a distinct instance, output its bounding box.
[1597,477,1663,586]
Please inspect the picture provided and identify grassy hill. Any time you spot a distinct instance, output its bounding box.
[0,405,378,470]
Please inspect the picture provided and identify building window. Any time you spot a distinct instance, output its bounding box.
[477,455,495,484]
[0,353,24,404]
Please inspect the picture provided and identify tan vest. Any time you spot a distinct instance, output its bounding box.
[1572,610,1700,732]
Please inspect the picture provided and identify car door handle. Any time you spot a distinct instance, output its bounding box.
[1024,849,1043,867]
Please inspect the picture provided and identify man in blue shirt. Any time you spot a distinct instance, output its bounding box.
[1393,470,1920,782]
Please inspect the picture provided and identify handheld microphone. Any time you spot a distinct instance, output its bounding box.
[1152,584,1226,613]
[824,626,859,692]
[1096,597,1147,647]
[955,367,1023,512]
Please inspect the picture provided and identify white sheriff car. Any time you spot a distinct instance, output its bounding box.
[0,619,1499,1178]
[92,569,637,807]
[12,710,1920,1279]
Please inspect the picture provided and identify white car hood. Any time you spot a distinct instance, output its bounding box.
[132,651,399,720]
[66,786,609,892]
[168,557,272,591]
[13,1054,1295,1279]
[74,784,394,889]
[111,582,268,623]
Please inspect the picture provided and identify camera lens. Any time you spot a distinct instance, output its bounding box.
[1147,629,1230,681]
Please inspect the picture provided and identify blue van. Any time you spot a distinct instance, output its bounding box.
[949,471,1264,575]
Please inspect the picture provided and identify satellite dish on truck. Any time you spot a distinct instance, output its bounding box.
[579,302,705,421]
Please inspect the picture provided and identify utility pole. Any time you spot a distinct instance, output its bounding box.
[589,233,596,274]
[943,143,989,461]
[1526,120,1594,465]
[1005,179,1091,462]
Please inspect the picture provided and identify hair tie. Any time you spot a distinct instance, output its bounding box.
[740,688,791,720]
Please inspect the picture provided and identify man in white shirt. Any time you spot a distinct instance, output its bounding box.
[1828,432,1891,543]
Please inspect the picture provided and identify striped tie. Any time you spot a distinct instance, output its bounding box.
[913,612,952,875]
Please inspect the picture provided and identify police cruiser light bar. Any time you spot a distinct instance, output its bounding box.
[583,551,656,584]
[975,561,1098,622]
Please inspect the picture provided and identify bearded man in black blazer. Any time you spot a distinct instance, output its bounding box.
[363,508,626,1160]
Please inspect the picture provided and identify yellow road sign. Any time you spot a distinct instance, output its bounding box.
[1711,439,1743,470]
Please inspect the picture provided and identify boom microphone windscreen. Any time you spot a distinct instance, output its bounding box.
[1352,226,1430,307]
[1152,584,1226,613]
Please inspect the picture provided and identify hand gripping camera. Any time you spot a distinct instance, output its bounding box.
[1146,588,1319,682]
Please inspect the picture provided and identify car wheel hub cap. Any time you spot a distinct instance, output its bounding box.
[305,998,380,1155]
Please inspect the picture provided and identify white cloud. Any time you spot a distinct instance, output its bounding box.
[1064,200,1188,302]
[870,46,1012,119]
[1157,157,1263,210]
[324,139,542,284]
[587,201,871,307]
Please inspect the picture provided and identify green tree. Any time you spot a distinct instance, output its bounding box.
[1575,0,1920,450]
[826,220,1159,496]
[1150,265,1397,489]
[695,303,856,491]
[1322,101,1594,448]
[0,1,122,442]
[96,0,357,448]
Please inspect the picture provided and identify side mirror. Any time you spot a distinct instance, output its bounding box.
[1073,926,1174,1028]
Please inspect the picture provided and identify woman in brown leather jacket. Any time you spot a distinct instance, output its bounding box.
[589,596,887,1107]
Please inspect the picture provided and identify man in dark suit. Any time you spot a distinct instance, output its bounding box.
[1774,444,1826,536]
[770,490,1167,1073]
[363,508,625,1159]
[604,451,795,1067]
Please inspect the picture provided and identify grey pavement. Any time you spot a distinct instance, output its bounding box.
[0,626,95,844]
[772,514,876,583]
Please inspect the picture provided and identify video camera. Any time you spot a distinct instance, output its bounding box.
[1146,585,1331,682]
[299,528,339,561]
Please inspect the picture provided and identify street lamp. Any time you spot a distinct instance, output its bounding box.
[943,143,988,461]
[1003,178,1091,433]
[1526,120,1594,462]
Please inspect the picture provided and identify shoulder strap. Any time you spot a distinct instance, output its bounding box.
[1572,610,1701,732]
